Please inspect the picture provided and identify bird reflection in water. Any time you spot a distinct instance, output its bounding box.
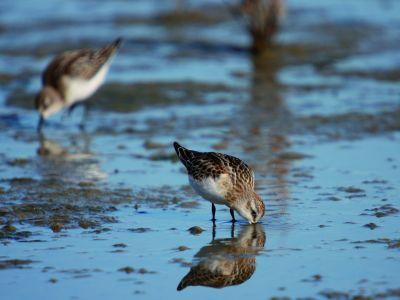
[36,133,106,183]
[177,224,265,290]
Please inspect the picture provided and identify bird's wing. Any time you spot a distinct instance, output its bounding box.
[42,50,86,88]
[177,259,255,290]
[173,142,255,187]
[211,152,255,189]
[42,38,122,87]
[177,265,232,290]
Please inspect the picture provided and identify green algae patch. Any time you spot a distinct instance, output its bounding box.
[352,238,400,250]
[0,259,35,270]
[7,158,31,167]
[0,178,133,238]
[118,266,156,275]
[188,226,204,235]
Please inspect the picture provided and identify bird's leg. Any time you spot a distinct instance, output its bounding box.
[37,116,45,133]
[212,222,216,241]
[79,102,90,131]
[68,102,79,116]
[211,204,216,240]
[230,222,235,238]
[83,101,90,119]
[230,208,236,223]
[211,203,216,222]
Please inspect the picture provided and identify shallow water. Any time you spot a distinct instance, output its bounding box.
[0,0,400,299]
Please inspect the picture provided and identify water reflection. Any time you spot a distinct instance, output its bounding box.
[177,224,265,290]
[36,133,107,183]
[233,52,292,214]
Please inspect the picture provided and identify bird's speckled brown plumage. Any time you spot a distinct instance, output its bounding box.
[173,142,265,223]
[174,142,255,193]
[178,258,256,289]
[177,224,265,290]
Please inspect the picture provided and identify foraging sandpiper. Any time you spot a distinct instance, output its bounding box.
[35,38,123,132]
[173,142,265,223]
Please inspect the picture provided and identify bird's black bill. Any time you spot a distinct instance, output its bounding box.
[37,116,44,133]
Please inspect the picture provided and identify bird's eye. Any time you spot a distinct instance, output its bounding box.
[251,210,257,219]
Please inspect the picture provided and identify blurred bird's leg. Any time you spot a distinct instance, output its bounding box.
[83,101,91,119]
[61,103,76,121]
[68,102,79,116]
[230,222,235,238]
[79,102,91,131]
[37,116,45,133]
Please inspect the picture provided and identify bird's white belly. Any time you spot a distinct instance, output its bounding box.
[202,257,235,275]
[189,175,229,205]
[63,63,110,105]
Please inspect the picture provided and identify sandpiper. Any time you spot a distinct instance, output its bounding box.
[177,224,265,290]
[173,142,265,223]
[35,38,123,132]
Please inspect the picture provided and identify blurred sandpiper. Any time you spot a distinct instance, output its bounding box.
[35,38,123,132]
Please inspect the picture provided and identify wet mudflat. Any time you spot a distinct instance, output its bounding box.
[0,0,399,299]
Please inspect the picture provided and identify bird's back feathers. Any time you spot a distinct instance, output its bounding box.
[173,141,255,188]
[42,38,123,94]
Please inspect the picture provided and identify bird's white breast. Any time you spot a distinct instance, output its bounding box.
[202,256,235,275]
[63,62,110,105]
[189,174,230,205]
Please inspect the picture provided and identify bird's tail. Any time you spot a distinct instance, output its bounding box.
[173,142,198,168]
[111,37,123,50]
[100,37,124,58]
[176,273,192,291]
[176,269,204,291]
[176,280,187,291]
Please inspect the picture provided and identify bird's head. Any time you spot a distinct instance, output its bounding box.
[35,86,63,119]
[233,189,265,224]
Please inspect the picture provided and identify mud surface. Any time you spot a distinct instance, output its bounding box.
[0,0,399,299]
